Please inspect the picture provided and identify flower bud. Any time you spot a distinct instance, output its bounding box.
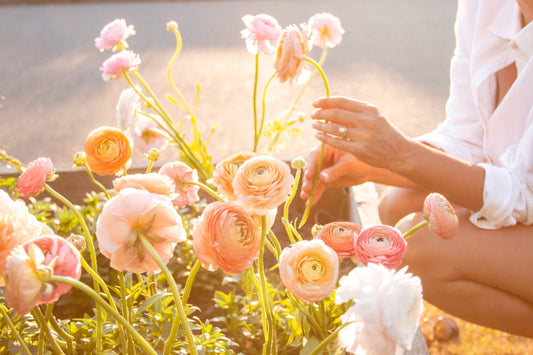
[311,223,323,237]
[73,151,87,168]
[67,233,87,252]
[166,21,178,32]
[146,148,161,162]
[291,156,306,170]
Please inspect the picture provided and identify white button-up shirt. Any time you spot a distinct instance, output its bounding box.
[418,0,533,229]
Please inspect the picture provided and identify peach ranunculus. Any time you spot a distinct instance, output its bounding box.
[354,225,407,269]
[423,193,459,240]
[274,24,311,84]
[158,161,200,208]
[95,18,136,52]
[0,190,52,285]
[131,114,169,154]
[241,14,282,55]
[335,263,424,355]
[84,126,133,176]
[95,188,186,273]
[212,152,256,201]
[232,155,294,215]
[112,173,175,197]
[17,157,56,198]
[308,13,345,49]
[315,221,361,261]
[116,87,140,131]
[100,50,141,82]
[278,239,339,303]
[192,201,260,275]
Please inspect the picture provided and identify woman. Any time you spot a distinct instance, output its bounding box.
[301,0,533,338]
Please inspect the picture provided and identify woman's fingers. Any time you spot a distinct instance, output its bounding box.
[313,96,376,113]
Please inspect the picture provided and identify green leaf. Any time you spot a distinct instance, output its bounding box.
[300,337,321,355]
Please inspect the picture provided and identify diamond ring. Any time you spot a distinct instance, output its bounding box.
[338,125,348,139]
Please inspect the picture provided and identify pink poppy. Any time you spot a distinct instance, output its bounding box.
[95,188,186,273]
[315,221,361,260]
[100,50,141,82]
[17,157,55,198]
[95,18,136,52]
[130,114,169,154]
[423,193,459,240]
[274,24,310,84]
[158,161,200,208]
[354,225,407,269]
[308,13,345,49]
[241,14,282,55]
[192,201,260,275]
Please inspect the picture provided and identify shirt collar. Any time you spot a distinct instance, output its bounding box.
[488,0,522,40]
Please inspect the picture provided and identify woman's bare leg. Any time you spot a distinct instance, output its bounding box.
[378,186,428,225]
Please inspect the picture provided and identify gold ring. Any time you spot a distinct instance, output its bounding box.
[338,125,347,139]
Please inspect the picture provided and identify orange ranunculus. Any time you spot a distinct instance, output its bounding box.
[212,152,256,201]
[84,126,132,176]
[279,239,339,303]
[192,201,260,275]
[232,155,294,215]
[423,193,459,240]
[112,173,175,197]
[315,221,361,261]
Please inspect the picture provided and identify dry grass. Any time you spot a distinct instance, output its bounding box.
[420,302,533,354]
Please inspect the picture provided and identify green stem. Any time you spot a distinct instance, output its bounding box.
[32,308,65,355]
[0,305,32,355]
[119,272,135,354]
[83,163,111,199]
[49,275,158,355]
[256,73,276,152]
[286,293,326,339]
[182,260,201,305]
[138,236,198,355]
[167,27,192,115]
[402,219,429,239]
[186,180,223,201]
[283,167,302,243]
[307,323,350,355]
[44,304,74,354]
[267,230,282,260]
[258,216,276,354]
[252,53,260,152]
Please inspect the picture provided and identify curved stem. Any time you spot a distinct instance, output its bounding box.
[308,323,349,355]
[44,304,74,354]
[83,164,111,199]
[258,216,276,354]
[119,272,134,354]
[255,73,276,152]
[0,305,32,355]
[32,308,65,355]
[252,53,260,152]
[49,275,158,355]
[402,220,429,239]
[182,260,201,305]
[167,27,192,114]
[186,180,223,201]
[283,167,302,243]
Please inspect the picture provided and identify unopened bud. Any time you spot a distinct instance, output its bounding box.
[291,156,306,170]
[146,148,161,162]
[67,233,87,252]
[311,224,323,237]
[73,151,87,168]
[166,21,178,32]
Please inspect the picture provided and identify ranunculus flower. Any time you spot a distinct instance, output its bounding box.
[212,152,256,201]
[192,201,260,275]
[100,50,141,81]
[113,173,175,197]
[308,13,345,49]
[0,190,52,285]
[95,18,136,52]
[17,157,56,198]
[274,24,310,84]
[278,239,339,303]
[158,161,200,208]
[84,126,133,176]
[241,14,282,55]
[232,155,294,215]
[95,188,186,273]
[423,193,459,240]
[335,263,424,355]
[131,114,169,154]
[116,87,140,131]
[354,225,407,269]
[315,221,361,261]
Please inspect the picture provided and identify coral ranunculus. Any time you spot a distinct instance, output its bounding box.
[232,155,294,215]
[84,126,132,176]
[17,157,55,198]
[278,239,339,303]
[308,13,345,49]
[274,24,310,84]
[192,201,260,275]
[212,152,256,201]
[158,161,200,208]
[315,221,361,261]
[95,18,136,52]
[354,225,407,269]
[96,188,186,273]
[100,50,141,81]
[241,14,282,55]
[336,263,424,355]
[423,193,459,240]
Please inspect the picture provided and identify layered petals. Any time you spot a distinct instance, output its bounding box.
[354,225,407,269]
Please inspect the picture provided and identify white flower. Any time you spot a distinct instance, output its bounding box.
[335,263,424,355]
[115,87,141,131]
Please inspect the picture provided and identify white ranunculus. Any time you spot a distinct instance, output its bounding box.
[336,263,424,355]
[115,87,140,131]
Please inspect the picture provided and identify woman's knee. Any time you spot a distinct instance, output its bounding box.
[378,187,427,225]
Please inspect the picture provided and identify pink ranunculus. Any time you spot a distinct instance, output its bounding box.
[17,157,55,198]
[116,87,140,131]
[278,239,339,303]
[112,173,175,197]
[158,161,200,208]
[213,152,256,201]
[241,14,282,55]
[0,190,52,285]
[100,50,141,82]
[274,24,311,84]
[192,201,260,275]
[315,221,361,261]
[354,225,407,269]
[95,18,136,52]
[308,13,345,49]
[423,193,459,240]
[335,263,424,355]
[95,188,186,273]
[130,114,169,154]
[232,155,294,215]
